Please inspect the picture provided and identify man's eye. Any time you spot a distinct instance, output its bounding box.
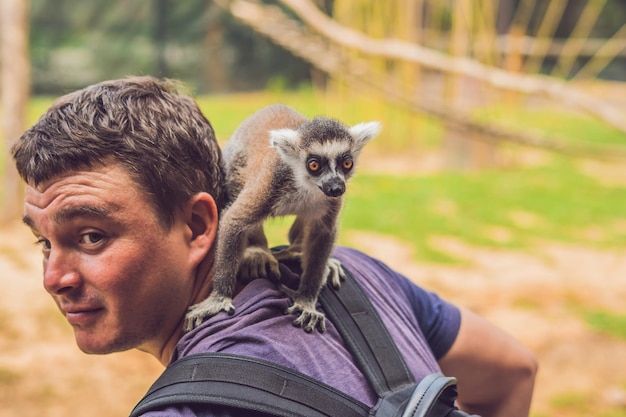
[80,232,105,245]
[35,237,51,251]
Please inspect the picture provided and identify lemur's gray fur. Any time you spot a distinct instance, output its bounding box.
[184,104,380,333]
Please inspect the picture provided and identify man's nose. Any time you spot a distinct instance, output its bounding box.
[43,251,81,295]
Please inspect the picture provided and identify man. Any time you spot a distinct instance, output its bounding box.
[13,76,537,416]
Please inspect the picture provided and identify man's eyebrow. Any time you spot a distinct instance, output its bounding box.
[53,204,120,224]
[22,203,122,233]
[22,215,36,229]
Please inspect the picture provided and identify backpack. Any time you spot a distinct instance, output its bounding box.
[130,266,478,417]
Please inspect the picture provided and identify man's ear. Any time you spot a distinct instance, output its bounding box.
[185,192,219,265]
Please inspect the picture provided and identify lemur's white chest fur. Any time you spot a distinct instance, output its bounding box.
[271,175,332,218]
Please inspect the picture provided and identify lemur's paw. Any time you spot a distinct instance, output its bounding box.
[326,257,346,289]
[272,247,302,263]
[184,294,235,332]
[287,302,326,333]
[238,246,281,284]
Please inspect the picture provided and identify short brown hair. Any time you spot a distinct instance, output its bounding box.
[12,76,228,227]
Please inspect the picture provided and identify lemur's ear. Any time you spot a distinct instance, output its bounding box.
[270,129,300,157]
[349,121,381,147]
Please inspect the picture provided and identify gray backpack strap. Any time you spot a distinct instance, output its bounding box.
[401,373,474,417]
[319,267,415,395]
[319,269,476,417]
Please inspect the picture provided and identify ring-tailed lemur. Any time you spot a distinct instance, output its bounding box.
[184,104,380,333]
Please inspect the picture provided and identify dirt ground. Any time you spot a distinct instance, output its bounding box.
[1,213,626,416]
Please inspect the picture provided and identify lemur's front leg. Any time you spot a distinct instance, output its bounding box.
[184,192,269,332]
[274,215,344,289]
[282,214,339,333]
[184,216,242,331]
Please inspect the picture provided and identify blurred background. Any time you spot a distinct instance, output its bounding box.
[1,0,625,416]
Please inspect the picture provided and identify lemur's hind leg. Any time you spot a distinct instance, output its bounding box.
[272,216,305,262]
[238,224,280,285]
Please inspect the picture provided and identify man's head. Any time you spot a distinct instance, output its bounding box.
[13,77,224,363]
[12,76,228,227]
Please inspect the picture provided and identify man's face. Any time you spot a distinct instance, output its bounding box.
[23,162,196,355]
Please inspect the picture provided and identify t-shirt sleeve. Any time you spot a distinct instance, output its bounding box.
[395,274,461,360]
[334,246,462,362]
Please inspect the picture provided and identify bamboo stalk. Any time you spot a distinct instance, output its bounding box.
[274,0,626,133]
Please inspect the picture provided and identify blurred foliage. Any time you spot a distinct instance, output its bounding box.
[28,0,626,95]
[473,104,626,147]
[29,0,312,94]
[331,0,626,81]
[195,88,443,154]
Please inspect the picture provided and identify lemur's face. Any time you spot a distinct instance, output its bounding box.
[303,140,355,198]
[270,118,381,198]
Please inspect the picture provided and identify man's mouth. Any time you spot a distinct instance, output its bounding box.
[63,307,104,327]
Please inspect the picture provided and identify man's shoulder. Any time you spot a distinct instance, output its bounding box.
[332,246,411,295]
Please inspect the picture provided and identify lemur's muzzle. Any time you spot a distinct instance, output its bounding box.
[320,178,345,197]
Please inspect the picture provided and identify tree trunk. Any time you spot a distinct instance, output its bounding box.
[1,0,30,223]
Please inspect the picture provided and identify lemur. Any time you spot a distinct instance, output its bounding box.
[184,104,380,333]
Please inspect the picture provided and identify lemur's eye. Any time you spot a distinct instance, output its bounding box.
[342,159,353,170]
[307,159,321,173]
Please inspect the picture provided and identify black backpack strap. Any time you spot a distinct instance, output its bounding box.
[318,268,415,395]
[129,352,370,417]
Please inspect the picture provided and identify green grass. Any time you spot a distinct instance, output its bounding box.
[600,409,626,417]
[581,309,626,340]
[543,390,626,417]
[549,392,591,413]
[336,158,626,263]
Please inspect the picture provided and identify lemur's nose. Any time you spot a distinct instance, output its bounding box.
[322,180,345,197]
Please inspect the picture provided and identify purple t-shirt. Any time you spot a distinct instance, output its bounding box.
[141,247,461,416]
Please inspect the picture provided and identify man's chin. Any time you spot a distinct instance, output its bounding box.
[74,332,135,355]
